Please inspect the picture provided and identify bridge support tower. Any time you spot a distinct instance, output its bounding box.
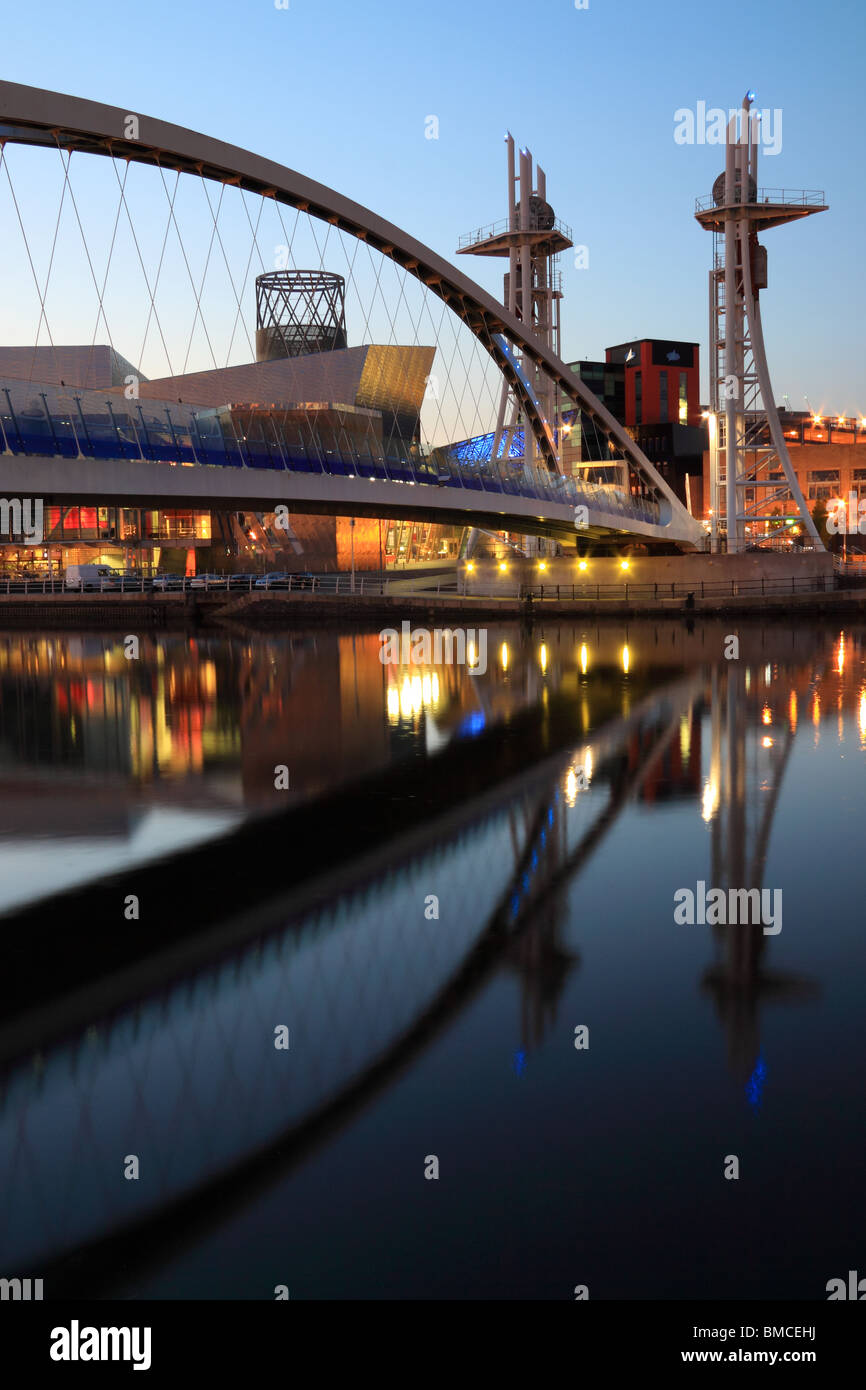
[695,93,827,553]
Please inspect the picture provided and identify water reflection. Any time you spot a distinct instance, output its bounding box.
[1,664,700,1276]
[701,662,820,1079]
[1,621,865,1296]
[0,622,864,909]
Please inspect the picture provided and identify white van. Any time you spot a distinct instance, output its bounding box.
[65,564,117,591]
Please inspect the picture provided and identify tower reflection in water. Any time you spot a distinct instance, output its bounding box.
[0,622,862,1293]
[700,661,821,1091]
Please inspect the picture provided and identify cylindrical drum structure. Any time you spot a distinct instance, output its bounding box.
[255,270,348,361]
[712,170,757,206]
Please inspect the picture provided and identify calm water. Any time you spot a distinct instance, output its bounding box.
[1,618,865,1299]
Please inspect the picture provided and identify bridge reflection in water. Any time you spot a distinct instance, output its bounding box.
[0,621,858,1294]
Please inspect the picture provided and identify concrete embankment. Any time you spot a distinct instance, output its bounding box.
[1,584,866,629]
[214,588,866,624]
[0,593,204,628]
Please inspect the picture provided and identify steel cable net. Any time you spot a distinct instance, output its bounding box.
[0,140,658,522]
[0,145,516,461]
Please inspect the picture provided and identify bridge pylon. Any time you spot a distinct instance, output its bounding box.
[695,93,827,553]
[457,137,572,475]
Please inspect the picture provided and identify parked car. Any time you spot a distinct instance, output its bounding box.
[254,572,316,590]
[189,573,229,589]
[104,571,146,590]
[152,573,184,590]
[228,573,260,589]
[254,572,291,589]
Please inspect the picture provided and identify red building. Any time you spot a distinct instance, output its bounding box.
[605,339,701,430]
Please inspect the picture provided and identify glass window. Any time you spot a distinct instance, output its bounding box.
[634,371,642,425]
[679,372,688,424]
[658,370,668,423]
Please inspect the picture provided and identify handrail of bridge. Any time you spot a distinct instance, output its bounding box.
[0,379,664,527]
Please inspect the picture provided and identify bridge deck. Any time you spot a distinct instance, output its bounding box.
[0,386,696,544]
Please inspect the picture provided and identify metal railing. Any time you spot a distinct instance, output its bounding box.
[519,575,837,602]
[696,188,825,214]
[833,554,866,574]
[0,380,664,530]
[0,573,397,597]
[0,575,155,595]
[457,215,573,249]
[0,572,847,602]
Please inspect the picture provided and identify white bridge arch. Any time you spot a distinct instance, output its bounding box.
[0,81,705,547]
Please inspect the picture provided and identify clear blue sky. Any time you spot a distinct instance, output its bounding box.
[2,0,864,412]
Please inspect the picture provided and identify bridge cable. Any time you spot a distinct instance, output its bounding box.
[155,163,219,373]
[0,142,69,395]
[51,143,125,383]
[109,158,178,380]
[179,179,227,377]
[216,184,267,368]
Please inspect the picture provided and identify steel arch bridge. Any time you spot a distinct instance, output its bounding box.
[0,82,706,548]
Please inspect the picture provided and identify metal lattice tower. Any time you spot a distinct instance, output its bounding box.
[457,137,572,473]
[255,270,348,361]
[695,94,827,553]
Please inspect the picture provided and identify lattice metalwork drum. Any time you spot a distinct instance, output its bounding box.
[255,270,348,361]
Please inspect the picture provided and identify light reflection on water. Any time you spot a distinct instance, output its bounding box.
[2,623,866,1298]
[0,622,864,912]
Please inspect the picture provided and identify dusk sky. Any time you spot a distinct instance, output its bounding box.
[3,0,864,411]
